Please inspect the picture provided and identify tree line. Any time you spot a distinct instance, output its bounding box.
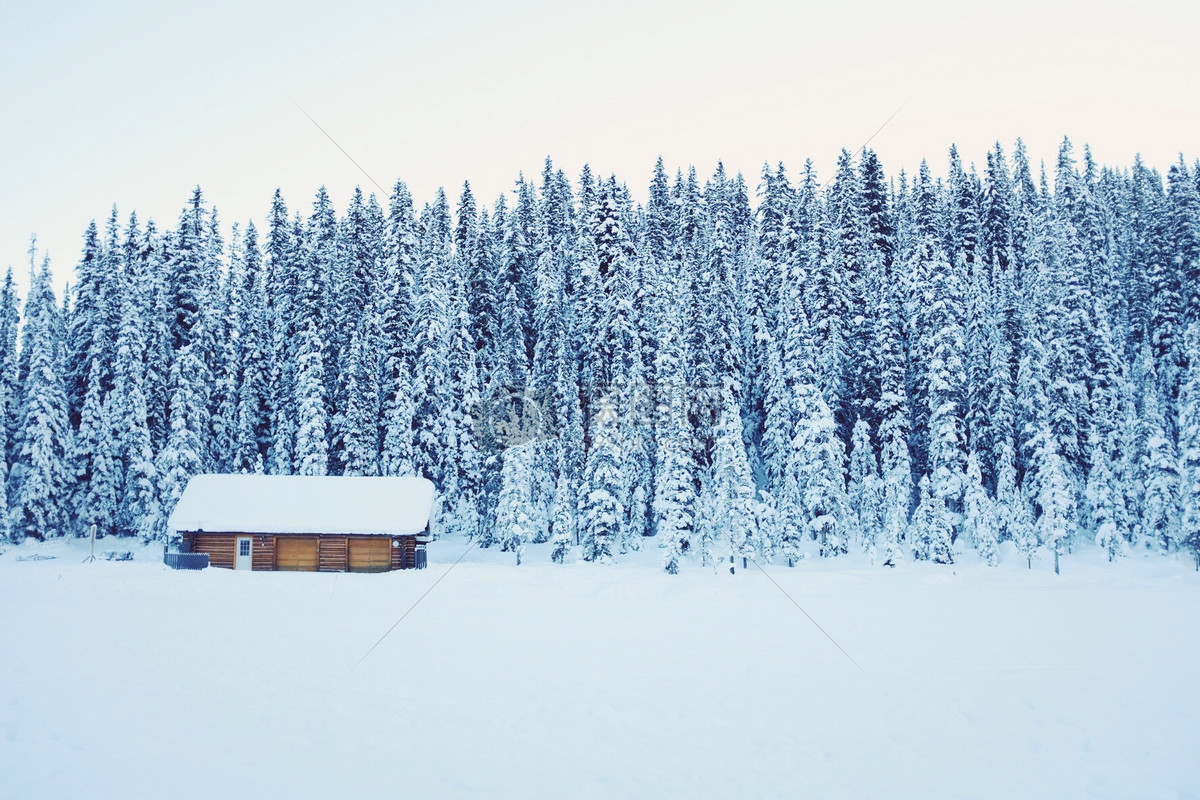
[4,138,1200,571]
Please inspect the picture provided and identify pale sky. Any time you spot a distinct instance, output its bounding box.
[2,0,1197,296]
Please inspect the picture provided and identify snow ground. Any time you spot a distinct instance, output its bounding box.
[1,538,1198,799]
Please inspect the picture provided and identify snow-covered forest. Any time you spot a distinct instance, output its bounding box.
[4,138,1200,572]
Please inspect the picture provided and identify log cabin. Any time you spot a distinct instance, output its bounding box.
[167,474,435,572]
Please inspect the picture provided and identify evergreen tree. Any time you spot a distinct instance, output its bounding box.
[155,343,210,541]
[380,358,416,477]
[962,452,999,565]
[293,319,329,476]
[341,319,381,476]
[10,260,70,541]
[72,352,120,537]
[847,418,882,551]
[707,392,760,571]
[1178,325,1200,569]
[494,441,535,564]
[1009,486,1039,569]
[1035,425,1076,572]
[792,381,848,557]
[907,474,955,563]
[909,475,954,563]
[1140,373,1180,553]
[1085,303,1129,559]
[580,392,624,563]
[0,268,21,470]
[652,292,697,574]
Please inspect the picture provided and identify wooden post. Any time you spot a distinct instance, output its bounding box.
[82,523,97,563]
[1054,549,1060,576]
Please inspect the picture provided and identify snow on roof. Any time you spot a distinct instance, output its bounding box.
[167,474,436,536]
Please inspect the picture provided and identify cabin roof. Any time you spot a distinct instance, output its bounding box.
[167,474,436,536]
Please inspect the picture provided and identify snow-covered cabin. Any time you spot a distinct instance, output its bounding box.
[167,475,435,572]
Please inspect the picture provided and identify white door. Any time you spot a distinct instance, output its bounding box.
[235,536,253,571]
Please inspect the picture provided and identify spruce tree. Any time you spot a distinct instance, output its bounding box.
[10,260,70,541]
[1140,373,1180,553]
[962,452,999,565]
[495,441,535,565]
[707,392,760,570]
[909,475,954,564]
[156,343,210,536]
[580,392,624,563]
[293,319,329,476]
[652,289,696,573]
[847,417,883,551]
[1035,424,1076,572]
[1178,325,1200,569]
[792,380,848,557]
[0,268,20,470]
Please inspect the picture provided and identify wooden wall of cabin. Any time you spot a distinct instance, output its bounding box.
[319,537,348,572]
[253,535,275,570]
[192,533,236,569]
[391,537,416,570]
[184,532,417,571]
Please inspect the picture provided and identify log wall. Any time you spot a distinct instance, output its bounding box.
[319,537,348,572]
[391,537,416,570]
[183,532,419,571]
[192,533,236,569]
[253,535,276,570]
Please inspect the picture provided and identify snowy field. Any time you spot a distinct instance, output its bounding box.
[2,539,1199,799]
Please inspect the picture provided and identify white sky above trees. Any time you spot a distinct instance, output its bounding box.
[2,0,1197,295]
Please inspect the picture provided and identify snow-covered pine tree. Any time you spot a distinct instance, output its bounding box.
[378,180,419,472]
[792,380,848,557]
[210,220,244,473]
[1168,159,1200,334]
[875,272,912,567]
[707,391,760,571]
[1178,325,1200,569]
[155,343,210,539]
[909,474,954,563]
[341,318,381,476]
[231,226,271,473]
[1034,423,1076,573]
[440,277,484,543]
[0,411,8,542]
[1085,302,1129,560]
[265,192,298,474]
[72,352,120,538]
[66,216,113,430]
[111,302,161,540]
[166,189,216,357]
[962,452,999,565]
[494,441,535,565]
[549,316,584,563]
[292,318,329,476]
[1009,485,1039,568]
[652,285,697,574]
[1140,368,1180,553]
[380,357,416,478]
[9,258,70,542]
[877,417,912,567]
[0,267,21,471]
[528,251,565,545]
[580,391,624,563]
[847,417,882,551]
[925,250,969,540]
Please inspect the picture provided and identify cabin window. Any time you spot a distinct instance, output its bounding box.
[239,539,251,557]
